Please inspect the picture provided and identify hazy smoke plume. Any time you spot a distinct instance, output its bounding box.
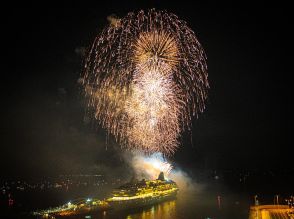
[124,152,204,195]
[130,152,172,180]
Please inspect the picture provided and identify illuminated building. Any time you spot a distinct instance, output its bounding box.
[249,205,294,219]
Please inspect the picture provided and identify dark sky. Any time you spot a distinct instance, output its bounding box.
[1,4,290,177]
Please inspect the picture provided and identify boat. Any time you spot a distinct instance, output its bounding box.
[35,172,178,217]
[107,172,179,210]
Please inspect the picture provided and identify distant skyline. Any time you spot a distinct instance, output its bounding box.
[1,5,290,177]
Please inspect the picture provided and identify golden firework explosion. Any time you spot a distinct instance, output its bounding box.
[82,9,209,155]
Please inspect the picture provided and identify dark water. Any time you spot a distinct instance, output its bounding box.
[2,184,251,219]
[83,191,249,219]
[2,173,293,219]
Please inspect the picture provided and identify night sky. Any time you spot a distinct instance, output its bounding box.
[1,4,290,177]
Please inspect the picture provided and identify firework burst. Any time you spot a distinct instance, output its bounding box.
[82,9,209,155]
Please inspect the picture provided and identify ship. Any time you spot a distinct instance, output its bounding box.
[107,172,179,210]
[35,172,178,217]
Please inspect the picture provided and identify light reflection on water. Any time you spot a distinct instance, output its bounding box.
[127,200,177,219]
[78,200,178,219]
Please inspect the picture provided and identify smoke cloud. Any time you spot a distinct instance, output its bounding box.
[123,152,205,196]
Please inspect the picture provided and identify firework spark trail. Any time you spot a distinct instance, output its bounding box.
[83,9,209,155]
[125,70,182,153]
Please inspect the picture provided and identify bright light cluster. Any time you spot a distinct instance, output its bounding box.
[34,198,109,217]
[108,177,178,202]
[108,187,178,201]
